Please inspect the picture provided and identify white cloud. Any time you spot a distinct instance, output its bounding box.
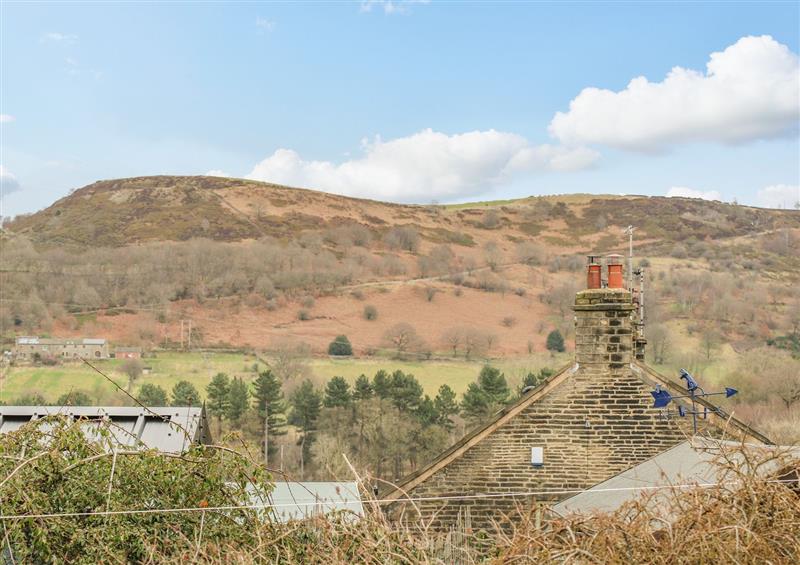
[360,0,429,15]
[549,35,800,151]
[245,128,597,202]
[255,17,275,32]
[757,184,800,209]
[41,32,78,43]
[0,165,21,195]
[0,114,14,123]
[666,186,722,201]
[205,170,230,178]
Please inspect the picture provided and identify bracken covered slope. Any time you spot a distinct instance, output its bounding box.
[6,175,799,249]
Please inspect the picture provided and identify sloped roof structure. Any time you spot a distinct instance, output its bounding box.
[266,482,364,522]
[0,406,211,453]
[552,438,800,517]
[382,362,770,503]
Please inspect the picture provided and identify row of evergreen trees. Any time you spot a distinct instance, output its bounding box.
[123,365,554,480]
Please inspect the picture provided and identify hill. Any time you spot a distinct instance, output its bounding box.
[2,175,799,443]
[7,175,798,249]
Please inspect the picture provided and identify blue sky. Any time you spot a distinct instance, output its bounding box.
[1,1,799,217]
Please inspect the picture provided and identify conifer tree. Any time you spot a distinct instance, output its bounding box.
[289,380,322,477]
[323,376,352,409]
[433,384,459,430]
[352,374,373,401]
[137,383,168,407]
[206,372,231,434]
[171,381,201,407]
[252,370,287,461]
[546,329,565,353]
[226,377,249,428]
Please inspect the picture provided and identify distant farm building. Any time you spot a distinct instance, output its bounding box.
[0,406,211,454]
[114,346,142,359]
[13,336,109,361]
[384,257,771,530]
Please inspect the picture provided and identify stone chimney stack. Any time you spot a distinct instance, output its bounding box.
[574,256,636,370]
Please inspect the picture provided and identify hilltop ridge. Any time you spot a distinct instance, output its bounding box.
[6,175,798,249]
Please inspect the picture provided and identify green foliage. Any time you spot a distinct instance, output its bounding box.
[546,329,565,353]
[289,380,323,468]
[206,372,231,429]
[353,374,373,401]
[460,366,510,426]
[386,370,424,413]
[519,368,554,395]
[363,304,378,321]
[137,383,168,406]
[324,376,352,409]
[171,380,201,407]
[372,370,391,398]
[252,370,288,443]
[226,377,250,426]
[0,417,269,563]
[433,384,459,430]
[13,392,46,405]
[55,390,94,406]
[328,335,354,356]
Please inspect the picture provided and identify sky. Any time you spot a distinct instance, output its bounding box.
[1,1,799,217]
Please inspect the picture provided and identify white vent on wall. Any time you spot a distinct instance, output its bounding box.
[531,446,544,467]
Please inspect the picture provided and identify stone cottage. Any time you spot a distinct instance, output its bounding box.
[382,258,770,530]
[13,336,109,361]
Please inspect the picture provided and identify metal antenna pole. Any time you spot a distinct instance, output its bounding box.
[625,226,635,291]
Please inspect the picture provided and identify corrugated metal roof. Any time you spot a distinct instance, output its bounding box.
[0,406,211,454]
[264,482,364,522]
[552,439,800,517]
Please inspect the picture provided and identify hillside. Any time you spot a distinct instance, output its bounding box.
[7,175,799,249]
[3,175,800,445]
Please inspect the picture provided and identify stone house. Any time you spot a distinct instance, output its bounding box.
[382,259,770,530]
[13,336,109,361]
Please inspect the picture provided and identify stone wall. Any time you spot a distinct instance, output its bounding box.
[390,287,690,530]
[396,366,688,530]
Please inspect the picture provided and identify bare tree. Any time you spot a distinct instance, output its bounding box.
[441,327,462,356]
[266,339,311,381]
[122,358,144,392]
[383,323,424,358]
[647,324,671,365]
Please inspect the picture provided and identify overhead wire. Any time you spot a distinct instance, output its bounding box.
[0,478,795,521]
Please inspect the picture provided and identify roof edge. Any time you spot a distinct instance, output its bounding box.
[382,362,579,502]
[631,362,773,445]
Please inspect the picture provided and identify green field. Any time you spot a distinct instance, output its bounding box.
[0,351,573,405]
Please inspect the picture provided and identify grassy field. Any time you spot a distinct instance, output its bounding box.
[0,351,573,404]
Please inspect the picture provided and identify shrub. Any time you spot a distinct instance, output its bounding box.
[351,289,365,300]
[300,295,316,308]
[546,329,565,353]
[424,286,438,302]
[297,309,311,321]
[328,335,353,356]
[363,304,378,320]
[501,316,517,328]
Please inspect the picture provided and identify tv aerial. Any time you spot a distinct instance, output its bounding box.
[650,369,738,434]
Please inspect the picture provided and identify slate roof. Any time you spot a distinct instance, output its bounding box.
[551,438,800,517]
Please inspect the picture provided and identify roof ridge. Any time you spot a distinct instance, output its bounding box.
[630,362,773,445]
[382,362,579,501]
